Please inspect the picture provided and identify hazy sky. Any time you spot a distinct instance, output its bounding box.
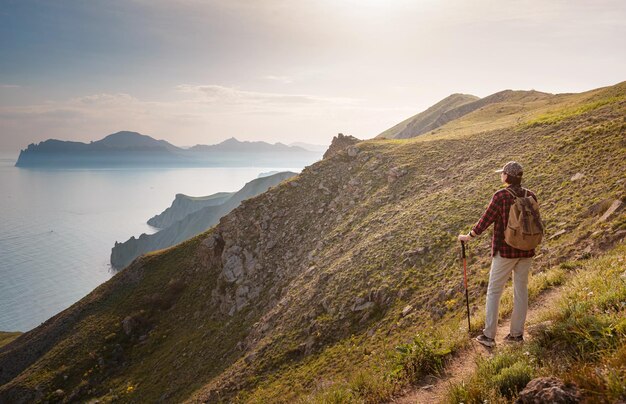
[0,0,624,151]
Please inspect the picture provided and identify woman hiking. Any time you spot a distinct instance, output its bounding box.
[458,161,538,348]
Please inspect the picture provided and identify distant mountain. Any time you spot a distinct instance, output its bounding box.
[189,137,307,153]
[110,171,297,269]
[95,131,180,151]
[15,132,322,168]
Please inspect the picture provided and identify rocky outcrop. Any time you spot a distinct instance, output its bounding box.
[110,171,297,269]
[597,199,623,223]
[515,377,581,403]
[322,133,360,159]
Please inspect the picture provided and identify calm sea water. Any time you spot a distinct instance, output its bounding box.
[0,153,301,332]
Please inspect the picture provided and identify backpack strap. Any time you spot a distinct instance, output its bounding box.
[505,188,518,199]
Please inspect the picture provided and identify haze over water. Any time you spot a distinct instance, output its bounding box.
[0,153,299,331]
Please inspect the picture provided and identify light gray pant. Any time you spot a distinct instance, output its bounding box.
[483,252,532,339]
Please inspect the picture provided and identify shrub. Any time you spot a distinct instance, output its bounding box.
[538,310,626,362]
[491,360,532,398]
[392,334,450,383]
[445,349,533,403]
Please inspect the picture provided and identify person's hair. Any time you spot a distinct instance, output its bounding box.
[505,174,522,186]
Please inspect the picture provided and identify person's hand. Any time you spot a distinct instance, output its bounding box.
[458,234,471,242]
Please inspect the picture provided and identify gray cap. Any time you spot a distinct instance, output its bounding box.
[495,161,523,177]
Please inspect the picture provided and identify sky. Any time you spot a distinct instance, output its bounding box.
[0,0,624,151]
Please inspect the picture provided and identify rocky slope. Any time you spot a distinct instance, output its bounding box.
[110,172,297,269]
[1,81,624,403]
[147,192,234,229]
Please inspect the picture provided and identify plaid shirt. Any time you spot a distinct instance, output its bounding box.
[472,185,537,258]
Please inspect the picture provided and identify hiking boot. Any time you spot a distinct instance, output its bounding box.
[475,333,495,348]
[503,333,524,343]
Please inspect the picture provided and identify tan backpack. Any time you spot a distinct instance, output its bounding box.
[504,188,544,251]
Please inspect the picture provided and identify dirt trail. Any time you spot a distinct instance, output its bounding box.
[389,287,561,404]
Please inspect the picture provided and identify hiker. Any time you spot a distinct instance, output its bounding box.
[458,161,539,348]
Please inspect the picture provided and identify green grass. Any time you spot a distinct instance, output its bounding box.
[448,349,534,403]
[525,95,625,127]
[0,332,21,348]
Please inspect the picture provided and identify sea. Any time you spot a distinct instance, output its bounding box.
[0,152,302,332]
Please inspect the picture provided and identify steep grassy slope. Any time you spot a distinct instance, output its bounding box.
[0,82,624,403]
[376,93,479,139]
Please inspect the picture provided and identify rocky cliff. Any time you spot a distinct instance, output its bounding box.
[110,172,297,269]
[147,192,234,229]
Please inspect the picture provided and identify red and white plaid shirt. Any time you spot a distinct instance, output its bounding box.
[472,185,538,258]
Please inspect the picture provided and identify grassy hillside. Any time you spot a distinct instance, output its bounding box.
[376,93,479,139]
[0,81,624,403]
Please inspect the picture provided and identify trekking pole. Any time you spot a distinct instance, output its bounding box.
[461,241,471,332]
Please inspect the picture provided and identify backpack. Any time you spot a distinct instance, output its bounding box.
[504,188,544,251]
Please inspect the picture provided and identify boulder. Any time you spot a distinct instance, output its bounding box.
[352,301,375,312]
[570,172,584,182]
[549,229,567,240]
[515,377,581,403]
[52,389,65,399]
[387,167,408,183]
[597,199,623,223]
[223,254,244,283]
[121,315,143,336]
[346,145,359,157]
[401,305,413,317]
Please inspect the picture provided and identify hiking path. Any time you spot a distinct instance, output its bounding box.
[389,287,561,404]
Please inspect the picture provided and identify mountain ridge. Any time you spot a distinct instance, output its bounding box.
[1,81,624,403]
[377,93,479,139]
[377,89,556,140]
